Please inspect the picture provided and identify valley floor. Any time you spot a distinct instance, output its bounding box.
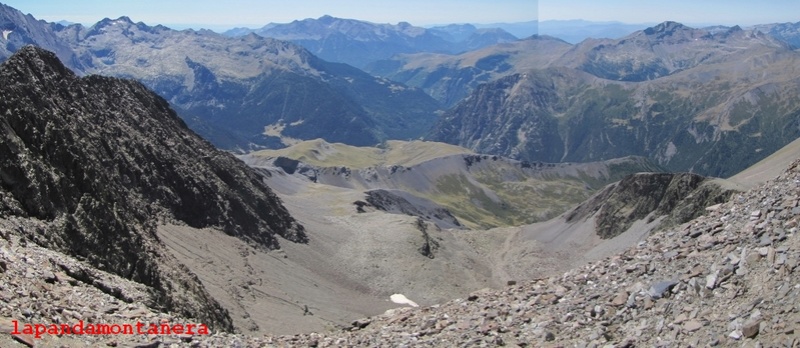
[154,162,689,337]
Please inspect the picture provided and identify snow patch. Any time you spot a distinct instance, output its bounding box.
[389,84,408,93]
[2,30,12,40]
[390,294,418,307]
[664,141,678,162]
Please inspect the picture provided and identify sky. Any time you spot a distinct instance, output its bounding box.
[540,0,800,27]
[3,0,799,31]
[2,0,537,30]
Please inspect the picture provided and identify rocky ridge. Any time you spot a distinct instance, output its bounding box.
[252,158,800,346]
[0,218,192,348]
[567,172,737,239]
[0,46,306,332]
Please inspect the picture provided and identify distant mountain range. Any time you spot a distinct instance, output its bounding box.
[426,22,800,177]
[224,16,519,69]
[2,0,800,177]
[536,20,653,43]
[365,35,573,107]
[0,5,443,151]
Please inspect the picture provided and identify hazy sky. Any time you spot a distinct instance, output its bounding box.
[3,0,798,30]
[540,0,800,26]
[3,0,537,30]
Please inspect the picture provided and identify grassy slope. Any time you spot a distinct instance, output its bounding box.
[250,139,473,168]
[250,140,663,229]
[727,136,800,189]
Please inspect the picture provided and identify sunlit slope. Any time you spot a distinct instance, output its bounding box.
[728,136,800,189]
[249,139,474,168]
[245,140,663,229]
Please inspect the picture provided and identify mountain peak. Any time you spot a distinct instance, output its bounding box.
[7,44,55,61]
[1,45,74,82]
[115,16,134,24]
[95,16,134,27]
[643,21,691,35]
[317,14,337,24]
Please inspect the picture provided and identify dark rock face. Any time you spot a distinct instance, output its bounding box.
[428,72,566,163]
[565,173,736,239]
[361,189,462,229]
[0,46,306,329]
[414,218,440,259]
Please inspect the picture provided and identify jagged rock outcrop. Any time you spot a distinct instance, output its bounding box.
[566,172,738,239]
[358,189,462,229]
[414,218,440,259]
[0,46,305,330]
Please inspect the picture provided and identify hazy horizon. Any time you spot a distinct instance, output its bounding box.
[2,0,797,32]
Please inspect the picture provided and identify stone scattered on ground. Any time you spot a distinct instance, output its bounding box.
[2,159,800,346]
[258,159,800,346]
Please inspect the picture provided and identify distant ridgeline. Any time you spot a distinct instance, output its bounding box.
[0,0,799,176]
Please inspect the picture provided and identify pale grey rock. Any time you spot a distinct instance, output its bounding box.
[649,280,679,299]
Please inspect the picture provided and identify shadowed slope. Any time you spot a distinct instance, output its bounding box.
[0,46,305,329]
